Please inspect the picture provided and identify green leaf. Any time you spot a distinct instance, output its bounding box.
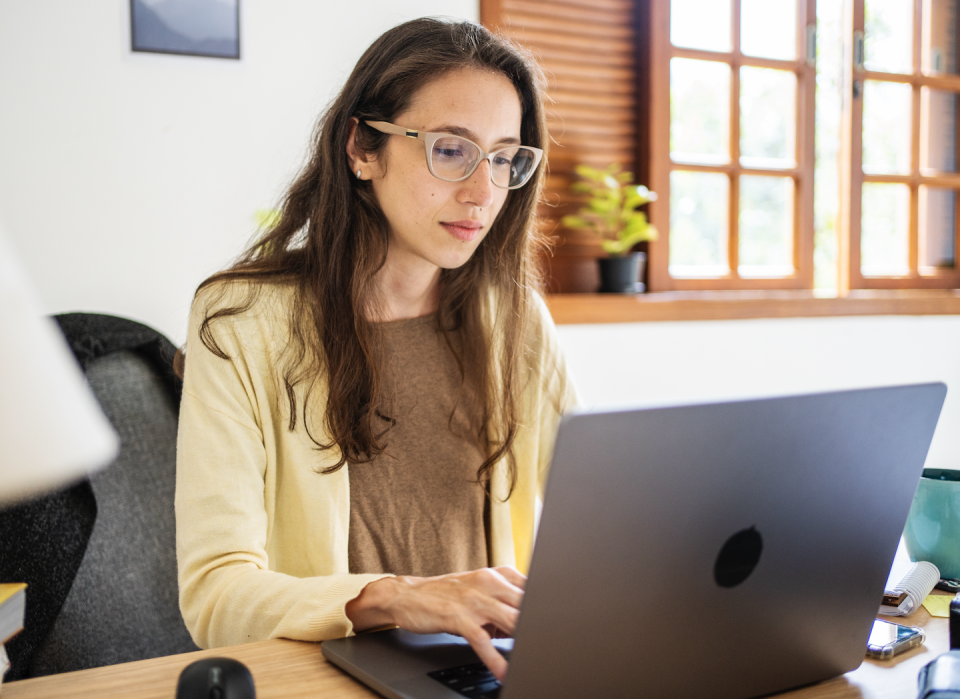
[620,217,647,235]
[561,215,593,230]
[574,164,604,181]
[588,199,615,214]
[620,210,648,227]
[622,189,643,211]
[254,208,281,230]
[601,239,629,255]
[617,229,646,250]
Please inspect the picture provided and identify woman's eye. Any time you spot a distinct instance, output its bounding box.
[435,147,465,160]
[493,154,512,168]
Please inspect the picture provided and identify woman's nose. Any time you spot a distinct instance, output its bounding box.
[459,159,495,208]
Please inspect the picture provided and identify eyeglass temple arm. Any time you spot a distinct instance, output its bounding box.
[365,121,421,140]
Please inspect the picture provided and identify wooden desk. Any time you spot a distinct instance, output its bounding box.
[3,600,950,699]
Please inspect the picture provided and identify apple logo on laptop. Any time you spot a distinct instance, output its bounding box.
[714,526,763,588]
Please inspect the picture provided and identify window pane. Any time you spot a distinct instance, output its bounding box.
[864,0,914,73]
[862,81,913,175]
[739,176,795,276]
[671,0,731,52]
[920,186,957,269]
[670,171,730,276]
[740,67,797,168]
[921,88,958,172]
[740,0,797,60]
[861,183,910,275]
[922,0,959,75]
[671,58,731,164]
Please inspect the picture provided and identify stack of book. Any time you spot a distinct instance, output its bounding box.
[0,583,27,687]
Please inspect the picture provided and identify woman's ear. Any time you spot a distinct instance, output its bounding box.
[346,117,379,181]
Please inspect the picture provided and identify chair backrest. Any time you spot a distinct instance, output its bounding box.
[27,319,198,676]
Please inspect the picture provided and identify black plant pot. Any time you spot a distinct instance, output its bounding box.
[597,252,646,293]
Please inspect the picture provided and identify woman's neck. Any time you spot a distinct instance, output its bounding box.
[370,257,441,322]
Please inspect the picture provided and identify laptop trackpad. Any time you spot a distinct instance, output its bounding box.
[322,628,512,698]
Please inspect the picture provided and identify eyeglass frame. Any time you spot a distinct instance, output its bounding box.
[363,120,543,190]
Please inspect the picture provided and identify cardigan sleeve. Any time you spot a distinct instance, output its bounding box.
[175,286,389,649]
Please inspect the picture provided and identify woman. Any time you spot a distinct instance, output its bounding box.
[175,17,575,681]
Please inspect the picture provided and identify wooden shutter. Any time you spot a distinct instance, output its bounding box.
[482,0,641,292]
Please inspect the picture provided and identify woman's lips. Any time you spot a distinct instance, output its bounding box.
[441,220,483,242]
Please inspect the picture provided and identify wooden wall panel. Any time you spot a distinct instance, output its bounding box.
[482,0,640,292]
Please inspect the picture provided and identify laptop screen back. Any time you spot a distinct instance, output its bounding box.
[503,383,946,699]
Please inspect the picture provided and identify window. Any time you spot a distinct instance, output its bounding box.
[840,0,960,289]
[648,0,816,290]
[484,0,960,294]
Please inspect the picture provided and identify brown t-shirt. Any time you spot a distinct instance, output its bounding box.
[347,314,489,577]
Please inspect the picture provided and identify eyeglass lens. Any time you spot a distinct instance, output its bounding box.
[431,137,537,188]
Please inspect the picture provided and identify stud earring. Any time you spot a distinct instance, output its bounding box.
[356,169,362,179]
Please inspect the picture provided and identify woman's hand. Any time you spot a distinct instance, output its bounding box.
[345,566,526,681]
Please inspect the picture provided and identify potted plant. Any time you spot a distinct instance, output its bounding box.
[561,164,658,293]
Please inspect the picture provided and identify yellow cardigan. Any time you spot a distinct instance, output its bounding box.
[175,282,576,648]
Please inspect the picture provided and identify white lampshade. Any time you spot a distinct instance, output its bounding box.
[0,222,118,505]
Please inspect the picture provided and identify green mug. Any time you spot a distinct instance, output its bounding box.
[904,468,960,580]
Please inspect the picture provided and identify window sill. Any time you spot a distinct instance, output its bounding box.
[545,289,960,324]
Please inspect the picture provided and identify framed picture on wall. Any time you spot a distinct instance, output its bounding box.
[130,0,240,60]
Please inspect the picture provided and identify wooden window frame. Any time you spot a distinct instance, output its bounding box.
[841,0,960,290]
[646,0,817,292]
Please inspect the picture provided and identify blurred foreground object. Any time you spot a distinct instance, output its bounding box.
[0,221,117,505]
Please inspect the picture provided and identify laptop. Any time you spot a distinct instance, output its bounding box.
[323,383,947,699]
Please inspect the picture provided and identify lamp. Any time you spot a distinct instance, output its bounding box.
[0,222,117,505]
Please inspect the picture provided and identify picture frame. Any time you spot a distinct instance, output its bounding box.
[130,0,240,60]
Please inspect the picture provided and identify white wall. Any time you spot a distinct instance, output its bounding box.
[557,315,960,470]
[0,0,478,344]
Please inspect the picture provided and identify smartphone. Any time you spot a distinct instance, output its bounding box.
[865,619,925,659]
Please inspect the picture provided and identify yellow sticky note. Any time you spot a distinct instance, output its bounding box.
[922,595,953,618]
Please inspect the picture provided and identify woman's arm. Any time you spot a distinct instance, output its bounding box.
[176,286,390,648]
[176,388,390,647]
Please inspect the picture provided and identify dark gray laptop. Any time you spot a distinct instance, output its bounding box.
[323,383,947,699]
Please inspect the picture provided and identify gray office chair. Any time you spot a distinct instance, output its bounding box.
[24,314,199,676]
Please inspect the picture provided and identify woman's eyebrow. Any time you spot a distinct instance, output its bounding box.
[432,124,521,146]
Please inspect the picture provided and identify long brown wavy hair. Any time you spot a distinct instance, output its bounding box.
[181,17,548,495]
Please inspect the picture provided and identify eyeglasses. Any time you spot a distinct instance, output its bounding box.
[364,120,543,190]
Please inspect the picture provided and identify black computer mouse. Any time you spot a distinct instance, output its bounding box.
[175,657,256,699]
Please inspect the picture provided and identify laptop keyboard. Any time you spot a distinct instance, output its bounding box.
[428,662,502,698]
